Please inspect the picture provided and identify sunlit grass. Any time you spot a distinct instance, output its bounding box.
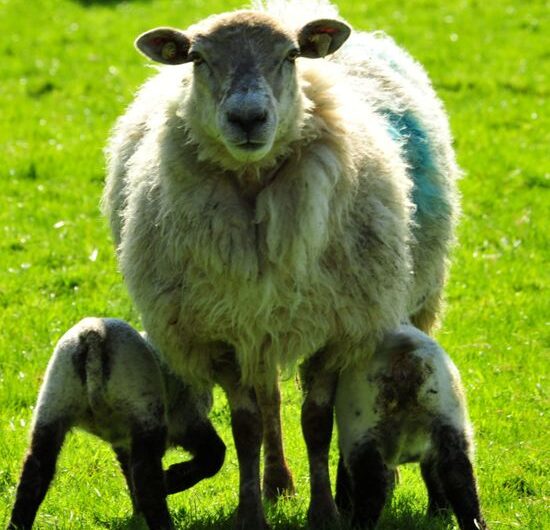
[1,0,548,528]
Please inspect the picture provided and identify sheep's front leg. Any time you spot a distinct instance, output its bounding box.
[255,378,295,500]
[9,420,67,530]
[300,351,339,528]
[215,360,269,530]
[130,427,174,530]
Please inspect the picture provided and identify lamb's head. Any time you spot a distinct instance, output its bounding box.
[135,11,350,168]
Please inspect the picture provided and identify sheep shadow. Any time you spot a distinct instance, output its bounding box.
[72,0,151,6]
[106,504,453,530]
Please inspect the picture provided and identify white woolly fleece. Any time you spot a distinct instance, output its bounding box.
[102,0,460,388]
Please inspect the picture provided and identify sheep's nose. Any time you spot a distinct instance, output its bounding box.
[226,109,268,135]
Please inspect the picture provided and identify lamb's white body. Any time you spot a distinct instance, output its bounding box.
[33,318,212,446]
[335,325,487,530]
[336,325,471,465]
[9,318,225,530]
[102,2,460,526]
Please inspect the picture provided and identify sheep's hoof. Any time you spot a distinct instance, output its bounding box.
[263,464,295,501]
[307,500,341,529]
[234,509,271,530]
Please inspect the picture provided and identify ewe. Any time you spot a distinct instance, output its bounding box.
[335,325,488,530]
[8,318,225,530]
[103,0,459,527]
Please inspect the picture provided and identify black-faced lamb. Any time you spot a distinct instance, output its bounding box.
[8,318,225,530]
[335,325,488,530]
[102,0,460,526]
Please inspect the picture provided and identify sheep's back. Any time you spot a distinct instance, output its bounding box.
[333,31,461,315]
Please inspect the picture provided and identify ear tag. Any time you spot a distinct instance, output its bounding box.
[161,41,177,61]
[311,33,331,57]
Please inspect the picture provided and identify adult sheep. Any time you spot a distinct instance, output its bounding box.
[102,0,459,528]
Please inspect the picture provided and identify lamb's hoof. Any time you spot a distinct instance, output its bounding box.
[307,500,341,529]
[263,464,295,501]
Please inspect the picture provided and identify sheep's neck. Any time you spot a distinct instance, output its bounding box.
[232,155,289,203]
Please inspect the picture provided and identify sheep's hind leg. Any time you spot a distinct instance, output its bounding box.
[130,426,174,530]
[215,358,269,530]
[255,377,295,500]
[164,420,226,494]
[8,419,68,530]
[300,351,340,529]
[432,422,488,530]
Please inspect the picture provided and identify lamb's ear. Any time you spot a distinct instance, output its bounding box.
[135,27,191,65]
[298,19,351,58]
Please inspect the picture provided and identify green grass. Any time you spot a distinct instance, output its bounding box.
[0,0,548,528]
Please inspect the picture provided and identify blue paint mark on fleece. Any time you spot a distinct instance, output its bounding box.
[385,111,448,221]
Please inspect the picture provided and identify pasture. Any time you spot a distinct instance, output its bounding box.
[0,0,548,528]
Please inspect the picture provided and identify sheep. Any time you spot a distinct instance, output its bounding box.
[101,1,460,527]
[8,318,225,530]
[335,325,488,530]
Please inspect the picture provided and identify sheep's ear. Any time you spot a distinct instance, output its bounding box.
[298,19,351,58]
[135,27,191,65]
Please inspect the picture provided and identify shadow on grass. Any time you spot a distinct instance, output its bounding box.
[104,505,452,530]
[105,511,236,530]
[376,515,452,530]
[73,0,151,6]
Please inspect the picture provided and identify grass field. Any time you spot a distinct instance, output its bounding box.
[0,0,548,528]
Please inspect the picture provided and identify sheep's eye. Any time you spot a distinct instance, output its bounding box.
[189,52,204,66]
[286,49,300,63]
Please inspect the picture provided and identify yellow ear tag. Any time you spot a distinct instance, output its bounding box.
[161,42,177,61]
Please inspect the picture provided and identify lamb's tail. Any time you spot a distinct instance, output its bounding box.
[78,318,112,417]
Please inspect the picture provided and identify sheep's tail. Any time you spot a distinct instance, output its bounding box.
[78,318,112,417]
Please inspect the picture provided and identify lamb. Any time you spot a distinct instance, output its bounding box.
[8,318,225,530]
[102,1,460,527]
[335,325,488,530]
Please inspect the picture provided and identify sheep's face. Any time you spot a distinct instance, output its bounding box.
[136,12,350,166]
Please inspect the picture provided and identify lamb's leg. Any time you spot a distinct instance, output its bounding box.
[345,439,389,529]
[432,422,488,530]
[255,377,295,500]
[215,358,269,530]
[420,455,450,517]
[8,420,67,530]
[114,446,140,514]
[164,420,226,494]
[300,351,339,528]
[335,453,353,516]
[129,427,174,530]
